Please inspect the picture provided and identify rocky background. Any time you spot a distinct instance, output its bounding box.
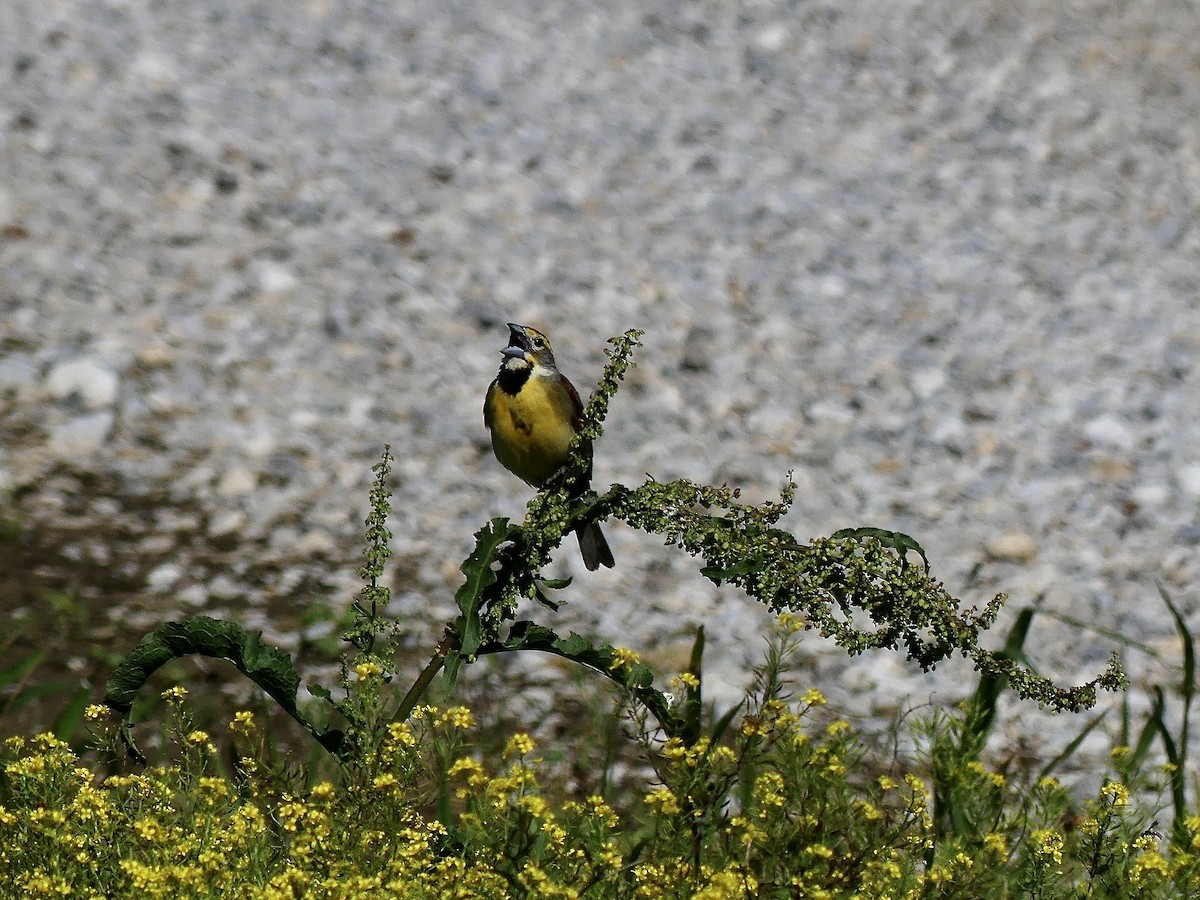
[3,0,1200,778]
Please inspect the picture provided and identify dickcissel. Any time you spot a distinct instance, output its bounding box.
[484,323,615,571]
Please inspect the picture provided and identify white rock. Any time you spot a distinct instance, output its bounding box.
[244,431,277,459]
[1082,415,1133,450]
[208,574,243,600]
[0,355,37,394]
[290,409,320,429]
[911,368,946,400]
[179,585,209,607]
[129,51,180,88]
[1177,464,1200,498]
[216,467,258,497]
[984,532,1038,564]
[1131,482,1170,508]
[46,357,119,409]
[146,563,183,592]
[754,24,789,53]
[929,414,969,451]
[257,262,297,294]
[208,510,248,537]
[294,530,337,555]
[48,412,114,457]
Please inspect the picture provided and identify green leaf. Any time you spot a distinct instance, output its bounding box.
[681,626,704,747]
[307,683,334,702]
[52,684,92,743]
[830,526,930,572]
[477,622,679,736]
[700,559,757,584]
[453,518,515,666]
[0,649,45,689]
[104,616,343,757]
[1037,711,1107,783]
[963,607,1035,757]
[532,585,563,612]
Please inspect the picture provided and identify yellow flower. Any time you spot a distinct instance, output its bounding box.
[197,776,231,805]
[372,773,400,792]
[777,611,806,633]
[674,672,700,690]
[386,721,417,747]
[230,710,256,733]
[1099,781,1130,807]
[710,746,737,767]
[904,774,929,798]
[753,771,786,809]
[644,787,681,816]
[449,756,488,786]
[184,730,217,754]
[84,704,110,721]
[354,660,383,680]
[440,706,474,729]
[1130,835,1168,885]
[854,799,884,821]
[610,647,642,670]
[803,688,827,707]
[1031,829,1063,865]
[161,686,188,704]
[504,733,536,758]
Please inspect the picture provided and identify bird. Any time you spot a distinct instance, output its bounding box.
[484,323,615,570]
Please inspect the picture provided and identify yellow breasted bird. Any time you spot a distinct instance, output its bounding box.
[484,323,615,570]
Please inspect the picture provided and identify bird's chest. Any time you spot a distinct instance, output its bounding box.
[489,378,577,486]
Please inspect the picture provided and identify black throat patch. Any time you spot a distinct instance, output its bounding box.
[497,365,532,395]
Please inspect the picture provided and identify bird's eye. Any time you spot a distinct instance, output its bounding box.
[533,338,546,349]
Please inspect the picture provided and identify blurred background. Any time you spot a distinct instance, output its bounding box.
[2,0,1199,775]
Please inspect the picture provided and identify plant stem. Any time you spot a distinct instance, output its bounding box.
[394,628,458,723]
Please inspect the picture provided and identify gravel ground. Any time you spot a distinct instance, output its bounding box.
[3,0,1200,779]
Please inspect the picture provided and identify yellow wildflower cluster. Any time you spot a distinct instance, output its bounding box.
[503,732,536,759]
[644,786,681,817]
[7,668,1200,900]
[609,646,642,670]
[1031,829,1064,866]
[1129,834,1170,886]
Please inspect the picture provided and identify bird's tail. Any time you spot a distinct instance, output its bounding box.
[576,520,614,571]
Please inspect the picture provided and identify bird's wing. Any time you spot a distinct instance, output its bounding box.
[561,375,585,430]
[483,379,497,429]
[560,375,594,484]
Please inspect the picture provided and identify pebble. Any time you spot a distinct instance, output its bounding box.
[208,510,248,538]
[294,530,337,556]
[47,412,114,458]
[1178,464,1200,497]
[1082,416,1135,450]
[984,533,1039,564]
[46,358,119,409]
[216,467,259,498]
[0,355,37,394]
[146,563,183,593]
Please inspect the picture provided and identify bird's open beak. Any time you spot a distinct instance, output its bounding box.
[502,323,532,359]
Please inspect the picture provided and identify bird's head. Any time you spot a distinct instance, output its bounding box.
[501,323,559,374]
